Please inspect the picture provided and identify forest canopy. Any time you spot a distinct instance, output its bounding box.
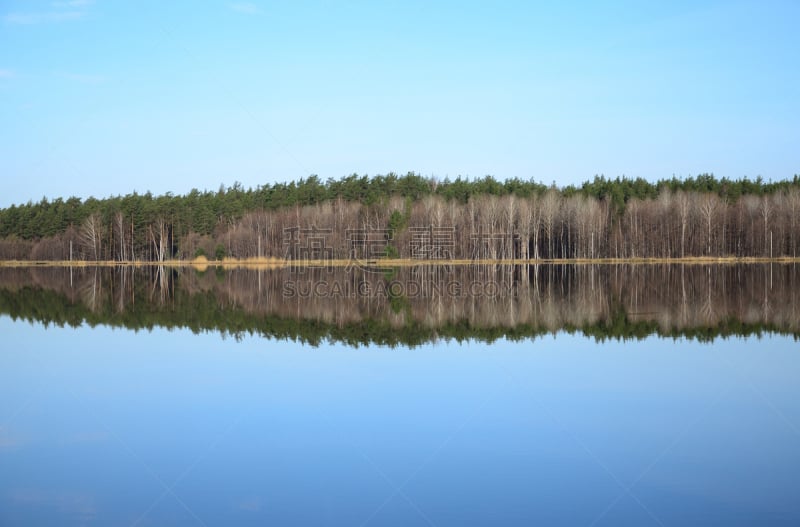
[1,173,799,261]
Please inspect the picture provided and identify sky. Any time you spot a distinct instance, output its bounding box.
[0,0,798,208]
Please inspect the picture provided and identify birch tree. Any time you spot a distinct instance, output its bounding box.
[80,213,103,261]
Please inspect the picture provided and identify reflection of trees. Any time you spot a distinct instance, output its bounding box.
[0,264,799,343]
[149,265,170,305]
[115,267,128,313]
[80,267,102,312]
[700,267,716,324]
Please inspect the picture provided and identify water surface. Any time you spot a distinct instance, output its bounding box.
[1,265,799,525]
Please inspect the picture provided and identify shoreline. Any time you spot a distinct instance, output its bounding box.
[1,256,799,269]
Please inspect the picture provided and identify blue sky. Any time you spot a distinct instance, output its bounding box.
[1,0,798,207]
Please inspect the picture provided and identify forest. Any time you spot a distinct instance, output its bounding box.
[1,172,799,261]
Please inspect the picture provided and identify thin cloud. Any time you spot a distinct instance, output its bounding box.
[229,2,262,15]
[0,69,14,79]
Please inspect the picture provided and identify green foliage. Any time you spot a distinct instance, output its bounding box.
[389,293,409,314]
[214,244,226,261]
[2,172,799,253]
[384,245,399,259]
[388,209,406,234]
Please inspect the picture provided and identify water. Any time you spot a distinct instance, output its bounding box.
[1,264,798,344]
[1,265,799,525]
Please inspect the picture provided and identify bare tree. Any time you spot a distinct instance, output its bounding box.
[760,195,773,257]
[675,191,692,257]
[787,188,800,257]
[697,193,720,255]
[540,189,559,259]
[656,190,673,257]
[149,218,168,262]
[114,212,127,262]
[80,213,103,261]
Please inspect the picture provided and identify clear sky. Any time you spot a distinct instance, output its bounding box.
[1,0,798,207]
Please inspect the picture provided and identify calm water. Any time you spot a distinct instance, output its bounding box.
[1,265,799,525]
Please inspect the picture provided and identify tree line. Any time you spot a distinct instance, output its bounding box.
[1,172,799,261]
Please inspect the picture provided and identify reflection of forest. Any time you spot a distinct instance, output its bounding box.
[1,264,798,344]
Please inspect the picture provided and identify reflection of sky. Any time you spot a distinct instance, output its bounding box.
[1,316,799,526]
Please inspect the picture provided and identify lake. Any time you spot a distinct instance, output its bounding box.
[1,264,799,526]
